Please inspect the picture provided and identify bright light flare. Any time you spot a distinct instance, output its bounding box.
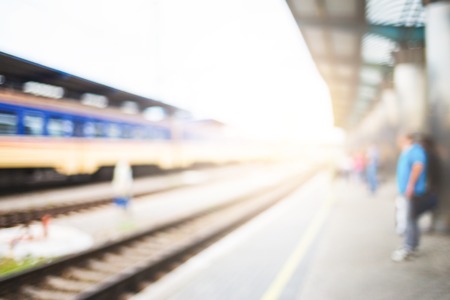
[0,0,336,143]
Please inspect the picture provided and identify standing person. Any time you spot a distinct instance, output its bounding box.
[112,160,133,214]
[392,133,427,262]
[365,145,379,194]
[352,150,366,183]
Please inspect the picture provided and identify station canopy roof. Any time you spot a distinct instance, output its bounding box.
[286,0,425,128]
[0,51,181,114]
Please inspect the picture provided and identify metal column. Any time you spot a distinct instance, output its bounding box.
[424,0,450,232]
[393,47,427,133]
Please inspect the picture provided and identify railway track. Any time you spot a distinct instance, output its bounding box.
[0,165,252,228]
[0,169,316,300]
[0,185,178,228]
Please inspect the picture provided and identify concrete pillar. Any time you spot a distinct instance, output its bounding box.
[393,47,427,133]
[379,88,400,167]
[424,0,450,232]
[381,88,399,128]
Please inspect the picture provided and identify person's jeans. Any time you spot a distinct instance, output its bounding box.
[404,193,438,251]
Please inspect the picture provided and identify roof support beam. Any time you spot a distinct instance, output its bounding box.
[368,24,424,43]
[295,16,365,32]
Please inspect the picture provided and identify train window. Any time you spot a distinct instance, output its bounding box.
[153,127,170,140]
[166,129,172,139]
[151,127,162,140]
[65,120,74,136]
[0,111,17,135]
[73,120,84,137]
[47,118,73,137]
[122,125,133,139]
[106,123,121,138]
[149,127,161,140]
[94,122,105,137]
[83,122,95,137]
[145,127,155,140]
[132,126,145,139]
[24,114,44,136]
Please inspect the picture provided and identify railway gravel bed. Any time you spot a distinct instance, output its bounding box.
[0,168,316,300]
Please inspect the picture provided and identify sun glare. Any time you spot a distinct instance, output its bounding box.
[0,0,335,142]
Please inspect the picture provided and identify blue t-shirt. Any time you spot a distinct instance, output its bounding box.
[397,144,427,196]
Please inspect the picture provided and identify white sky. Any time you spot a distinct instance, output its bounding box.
[0,0,336,141]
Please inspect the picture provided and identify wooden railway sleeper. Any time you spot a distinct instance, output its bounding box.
[21,285,77,300]
[100,256,138,269]
[116,251,153,263]
[86,260,127,274]
[64,268,108,282]
[96,262,135,273]
[44,276,94,293]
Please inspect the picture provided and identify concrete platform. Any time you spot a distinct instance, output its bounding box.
[131,173,450,300]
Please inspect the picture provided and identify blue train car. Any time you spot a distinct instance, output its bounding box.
[0,90,176,189]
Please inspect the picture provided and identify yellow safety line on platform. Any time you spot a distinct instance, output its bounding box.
[260,192,335,300]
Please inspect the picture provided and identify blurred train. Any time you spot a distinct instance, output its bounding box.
[0,89,272,189]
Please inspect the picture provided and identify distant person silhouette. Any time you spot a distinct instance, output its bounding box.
[365,145,379,194]
[112,160,133,214]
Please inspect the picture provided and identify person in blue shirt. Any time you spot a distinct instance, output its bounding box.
[365,145,379,194]
[392,133,427,262]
